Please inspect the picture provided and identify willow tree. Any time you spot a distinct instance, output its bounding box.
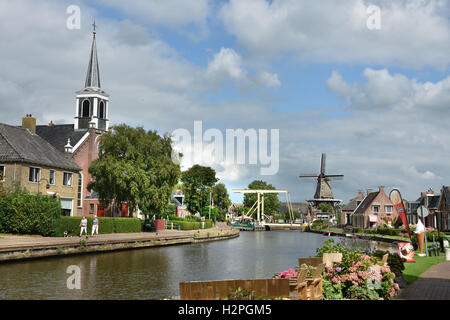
[88,124,181,218]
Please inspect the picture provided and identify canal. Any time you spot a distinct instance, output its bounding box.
[0,231,396,299]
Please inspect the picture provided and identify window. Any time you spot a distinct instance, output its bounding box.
[63,172,73,186]
[49,170,55,185]
[90,204,95,214]
[372,205,380,214]
[385,205,393,214]
[99,101,105,119]
[0,165,5,181]
[82,100,90,117]
[77,173,82,207]
[29,167,40,183]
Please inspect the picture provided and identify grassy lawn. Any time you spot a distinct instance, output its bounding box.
[402,255,446,284]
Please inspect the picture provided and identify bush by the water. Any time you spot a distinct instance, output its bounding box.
[53,216,142,236]
[168,219,213,230]
[0,189,61,236]
[352,227,401,236]
[310,219,329,231]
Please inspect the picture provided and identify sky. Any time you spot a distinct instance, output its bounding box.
[1,0,450,204]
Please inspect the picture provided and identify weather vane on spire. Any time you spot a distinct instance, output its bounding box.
[92,18,97,34]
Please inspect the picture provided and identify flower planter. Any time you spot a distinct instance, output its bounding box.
[154,219,165,231]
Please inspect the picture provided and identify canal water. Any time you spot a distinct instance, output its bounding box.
[0,231,396,299]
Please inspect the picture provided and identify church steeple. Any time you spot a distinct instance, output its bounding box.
[74,21,110,131]
[84,21,100,89]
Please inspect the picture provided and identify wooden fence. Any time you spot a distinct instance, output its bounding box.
[179,278,290,300]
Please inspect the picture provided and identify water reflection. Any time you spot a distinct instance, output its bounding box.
[0,231,396,299]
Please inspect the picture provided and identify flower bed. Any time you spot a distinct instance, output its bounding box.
[318,239,400,300]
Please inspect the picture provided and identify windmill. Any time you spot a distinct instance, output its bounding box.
[299,153,344,209]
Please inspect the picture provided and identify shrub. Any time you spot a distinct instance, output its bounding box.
[352,227,363,234]
[0,189,61,236]
[317,239,400,300]
[113,217,141,233]
[170,219,213,230]
[311,219,329,231]
[53,216,141,236]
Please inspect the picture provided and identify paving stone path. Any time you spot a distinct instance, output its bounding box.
[397,261,450,300]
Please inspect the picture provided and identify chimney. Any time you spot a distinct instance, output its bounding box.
[366,189,373,196]
[48,120,54,126]
[378,186,385,194]
[22,114,36,133]
[421,191,426,197]
[358,190,364,197]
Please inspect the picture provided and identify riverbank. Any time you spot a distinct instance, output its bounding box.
[0,226,239,263]
[305,228,409,244]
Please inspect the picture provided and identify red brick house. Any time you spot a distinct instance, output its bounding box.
[340,190,365,225]
[351,186,398,229]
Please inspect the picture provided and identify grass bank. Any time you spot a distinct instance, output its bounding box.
[402,255,446,284]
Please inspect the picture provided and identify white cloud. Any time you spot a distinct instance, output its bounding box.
[327,68,450,113]
[220,0,450,69]
[206,47,281,89]
[207,47,247,82]
[256,71,281,88]
[97,0,211,28]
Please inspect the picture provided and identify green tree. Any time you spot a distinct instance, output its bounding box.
[243,180,280,215]
[181,165,218,214]
[211,183,232,221]
[317,203,334,214]
[88,124,181,218]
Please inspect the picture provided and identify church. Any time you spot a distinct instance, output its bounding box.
[33,27,126,217]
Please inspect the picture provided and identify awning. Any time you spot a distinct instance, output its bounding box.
[369,215,378,222]
[60,198,73,210]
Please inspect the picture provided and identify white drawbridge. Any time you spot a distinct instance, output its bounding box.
[232,189,296,226]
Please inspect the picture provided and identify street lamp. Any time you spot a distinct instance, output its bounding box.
[37,178,50,195]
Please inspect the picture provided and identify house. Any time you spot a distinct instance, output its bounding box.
[0,123,81,216]
[410,188,440,229]
[279,202,310,222]
[340,190,365,226]
[437,186,450,231]
[351,186,398,229]
[406,200,420,225]
[171,190,190,217]
[31,28,119,217]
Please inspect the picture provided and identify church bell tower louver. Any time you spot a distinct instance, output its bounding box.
[74,21,109,131]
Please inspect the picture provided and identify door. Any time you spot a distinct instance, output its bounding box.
[97,204,105,217]
[121,203,128,217]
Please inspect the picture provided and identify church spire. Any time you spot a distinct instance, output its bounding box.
[75,20,110,132]
[84,19,100,88]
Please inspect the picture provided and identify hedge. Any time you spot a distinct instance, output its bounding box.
[0,189,61,236]
[168,219,213,230]
[53,216,142,237]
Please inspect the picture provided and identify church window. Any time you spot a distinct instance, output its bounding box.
[82,100,90,117]
[99,101,105,119]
